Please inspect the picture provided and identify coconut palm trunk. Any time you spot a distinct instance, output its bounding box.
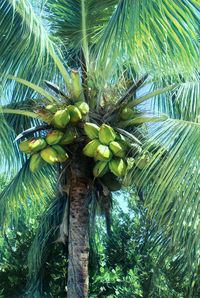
[67,158,90,298]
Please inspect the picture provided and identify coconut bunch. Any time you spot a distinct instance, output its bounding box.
[19,131,72,173]
[17,72,157,181]
[17,70,90,173]
[82,122,142,179]
[45,100,89,128]
[19,98,89,172]
[19,137,69,172]
[19,103,145,177]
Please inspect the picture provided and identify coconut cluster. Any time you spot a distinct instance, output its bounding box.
[18,92,147,182]
[19,100,89,172]
[82,123,131,178]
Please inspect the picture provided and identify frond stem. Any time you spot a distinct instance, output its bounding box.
[2,108,38,119]
[81,0,89,69]
[48,45,72,91]
[129,84,178,108]
[167,118,200,128]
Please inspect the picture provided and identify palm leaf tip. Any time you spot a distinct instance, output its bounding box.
[131,119,200,276]
[0,161,57,230]
[0,0,71,102]
[27,195,67,295]
[95,0,199,77]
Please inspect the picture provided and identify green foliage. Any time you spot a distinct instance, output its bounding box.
[152,76,200,122]
[0,228,34,298]
[0,115,18,171]
[2,188,199,298]
[0,224,68,298]
[0,0,67,103]
[130,119,200,279]
[0,161,57,229]
[0,174,67,298]
[90,266,143,298]
[89,194,199,298]
[27,196,68,296]
[94,0,199,79]
[0,175,36,297]
[46,0,117,42]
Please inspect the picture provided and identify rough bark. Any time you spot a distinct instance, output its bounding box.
[67,160,90,298]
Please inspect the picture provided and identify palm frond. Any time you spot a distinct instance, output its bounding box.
[130,119,200,274]
[94,0,199,79]
[4,75,57,103]
[0,98,46,173]
[0,0,70,104]
[26,195,67,297]
[0,160,57,229]
[152,76,200,122]
[131,84,178,108]
[0,113,19,172]
[45,0,118,61]
[133,190,199,296]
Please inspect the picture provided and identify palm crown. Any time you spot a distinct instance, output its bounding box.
[0,0,199,297]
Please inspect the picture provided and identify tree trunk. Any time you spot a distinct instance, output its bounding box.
[67,160,90,298]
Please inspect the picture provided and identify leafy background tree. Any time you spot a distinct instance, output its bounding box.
[0,0,199,297]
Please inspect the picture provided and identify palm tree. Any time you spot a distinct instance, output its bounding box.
[0,0,199,297]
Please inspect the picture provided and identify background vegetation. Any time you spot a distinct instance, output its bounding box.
[0,174,199,297]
